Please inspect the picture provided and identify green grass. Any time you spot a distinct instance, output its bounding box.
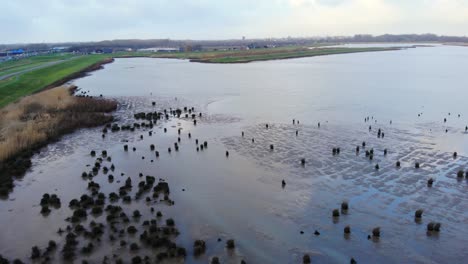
[0,53,76,76]
[205,47,399,63]
[114,46,399,63]
[0,55,110,108]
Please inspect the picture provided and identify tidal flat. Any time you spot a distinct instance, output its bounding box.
[0,44,467,263]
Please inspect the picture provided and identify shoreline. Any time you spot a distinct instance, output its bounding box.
[188,47,402,64]
[114,46,402,64]
[41,57,115,92]
[0,86,117,196]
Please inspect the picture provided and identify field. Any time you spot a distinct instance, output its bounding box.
[117,46,401,63]
[0,55,111,108]
[0,53,76,77]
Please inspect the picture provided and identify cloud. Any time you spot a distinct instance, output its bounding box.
[0,0,467,43]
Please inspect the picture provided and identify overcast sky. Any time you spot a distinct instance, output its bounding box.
[1,0,468,44]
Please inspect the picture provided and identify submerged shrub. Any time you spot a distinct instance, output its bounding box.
[226,239,235,249]
[415,209,423,218]
[166,218,175,226]
[303,254,311,264]
[133,210,141,218]
[130,243,139,251]
[211,257,220,264]
[127,226,137,234]
[427,178,434,186]
[415,162,420,169]
[457,170,464,178]
[332,209,340,217]
[41,205,51,215]
[31,246,41,259]
[344,225,351,234]
[341,201,349,211]
[427,222,435,231]
[193,240,206,256]
[372,227,380,237]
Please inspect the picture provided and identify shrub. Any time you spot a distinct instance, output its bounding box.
[372,227,380,237]
[332,209,340,217]
[92,205,104,214]
[303,254,311,264]
[131,256,142,264]
[211,257,220,264]
[226,239,235,249]
[457,170,464,178]
[193,240,206,256]
[341,201,349,211]
[427,178,434,186]
[177,247,187,257]
[133,210,141,218]
[415,162,420,169]
[166,218,175,226]
[344,225,351,234]
[41,205,51,215]
[415,209,423,218]
[31,246,41,259]
[127,226,137,234]
[129,243,139,251]
[427,222,435,231]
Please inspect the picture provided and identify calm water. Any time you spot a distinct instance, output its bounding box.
[1,45,468,263]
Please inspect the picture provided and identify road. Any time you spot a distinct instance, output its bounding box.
[0,59,69,81]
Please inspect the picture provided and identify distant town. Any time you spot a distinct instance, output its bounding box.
[1,33,467,63]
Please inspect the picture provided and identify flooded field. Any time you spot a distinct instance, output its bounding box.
[1,45,468,263]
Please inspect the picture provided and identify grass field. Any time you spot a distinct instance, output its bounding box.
[0,53,77,77]
[115,46,400,63]
[0,46,400,108]
[0,54,110,108]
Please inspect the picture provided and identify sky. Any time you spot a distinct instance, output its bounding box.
[1,0,468,44]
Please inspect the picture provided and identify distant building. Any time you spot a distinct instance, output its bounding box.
[51,47,69,52]
[138,47,178,52]
[179,45,202,52]
[94,48,113,54]
[8,49,24,55]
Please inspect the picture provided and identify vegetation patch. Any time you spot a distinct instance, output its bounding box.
[0,86,116,196]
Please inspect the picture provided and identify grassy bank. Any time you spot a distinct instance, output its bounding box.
[0,53,77,77]
[115,46,401,63]
[0,86,116,196]
[0,55,112,108]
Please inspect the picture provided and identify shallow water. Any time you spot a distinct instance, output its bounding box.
[1,45,468,263]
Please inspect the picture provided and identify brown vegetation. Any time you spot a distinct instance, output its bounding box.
[0,85,116,195]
